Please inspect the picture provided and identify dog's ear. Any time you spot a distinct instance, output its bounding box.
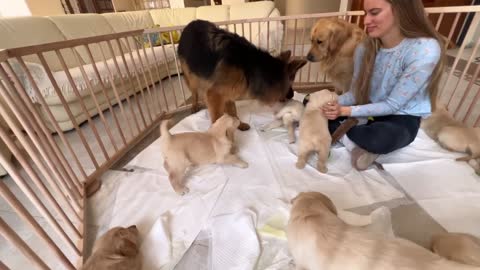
[287,59,307,81]
[278,50,292,62]
[328,24,350,52]
[114,229,138,257]
[317,194,338,215]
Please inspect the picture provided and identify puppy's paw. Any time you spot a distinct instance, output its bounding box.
[230,145,239,154]
[317,165,328,174]
[296,160,306,169]
[174,186,189,196]
[238,122,250,131]
[289,138,296,144]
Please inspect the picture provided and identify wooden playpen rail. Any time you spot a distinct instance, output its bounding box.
[0,5,479,269]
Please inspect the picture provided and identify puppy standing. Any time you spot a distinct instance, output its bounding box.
[160,114,248,195]
[287,192,480,270]
[307,18,365,94]
[82,225,141,270]
[261,99,304,143]
[296,90,337,173]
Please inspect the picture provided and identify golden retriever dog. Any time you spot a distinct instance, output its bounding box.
[82,225,141,270]
[261,99,305,143]
[287,192,480,270]
[421,106,480,162]
[296,90,337,173]
[307,18,365,94]
[160,114,248,195]
[431,233,480,267]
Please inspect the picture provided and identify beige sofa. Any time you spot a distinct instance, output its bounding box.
[0,1,282,176]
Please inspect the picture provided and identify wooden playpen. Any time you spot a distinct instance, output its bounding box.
[0,5,479,269]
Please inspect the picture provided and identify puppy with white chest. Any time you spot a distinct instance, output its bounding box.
[287,192,480,270]
[296,89,337,173]
[261,99,305,143]
[82,225,141,270]
[160,114,248,195]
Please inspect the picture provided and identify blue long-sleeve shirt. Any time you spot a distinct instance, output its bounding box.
[338,38,441,117]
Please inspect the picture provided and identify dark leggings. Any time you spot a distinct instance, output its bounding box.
[328,115,421,155]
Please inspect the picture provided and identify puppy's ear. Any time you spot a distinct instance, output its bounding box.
[116,239,138,257]
[287,59,307,80]
[328,24,350,52]
[318,194,337,215]
[278,50,292,62]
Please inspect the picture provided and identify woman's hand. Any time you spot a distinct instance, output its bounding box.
[323,101,341,120]
[322,101,351,120]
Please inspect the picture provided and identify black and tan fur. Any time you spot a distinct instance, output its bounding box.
[178,20,306,131]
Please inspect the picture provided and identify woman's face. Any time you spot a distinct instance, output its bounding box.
[363,0,397,38]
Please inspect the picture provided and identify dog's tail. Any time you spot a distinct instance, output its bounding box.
[160,120,172,145]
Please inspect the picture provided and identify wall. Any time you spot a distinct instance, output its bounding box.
[274,0,341,15]
[26,0,65,15]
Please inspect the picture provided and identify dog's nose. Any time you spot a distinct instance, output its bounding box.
[128,225,137,230]
[306,53,314,62]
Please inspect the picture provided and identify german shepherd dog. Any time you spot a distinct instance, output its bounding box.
[178,20,307,131]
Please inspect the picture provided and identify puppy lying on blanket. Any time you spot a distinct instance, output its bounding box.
[421,106,480,166]
[296,89,337,173]
[431,233,480,267]
[160,114,248,195]
[287,192,480,270]
[82,225,141,270]
[261,99,304,143]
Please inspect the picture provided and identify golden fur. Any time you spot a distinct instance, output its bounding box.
[431,233,480,267]
[307,18,365,94]
[287,192,480,270]
[421,106,480,163]
[82,225,141,270]
[160,114,248,195]
[261,99,305,143]
[296,90,337,173]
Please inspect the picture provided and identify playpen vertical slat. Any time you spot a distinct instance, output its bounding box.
[114,38,146,132]
[241,22,245,38]
[0,180,76,270]
[57,50,110,162]
[168,30,188,107]
[2,61,83,193]
[299,18,307,83]
[0,66,83,212]
[306,19,313,83]
[267,20,270,51]
[126,36,155,124]
[445,12,461,50]
[138,36,162,115]
[460,61,480,124]
[249,22,253,43]
[452,34,480,118]
[106,40,141,135]
[157,32,179,109]
[14,57,88,180]
[122,38,151,127]
[282,19,287,52]
[37,53,100,169]
[435,13,444,30]
[147,33,170,112]
[0,217,49,270]
[132,35,158,118]
[97,42,130,145]
[84,44,125,151]
[0,130,82,256]
[293,19,298,57]
[441,12,480,100]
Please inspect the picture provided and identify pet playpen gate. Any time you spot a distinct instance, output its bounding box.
[0,5,479,269]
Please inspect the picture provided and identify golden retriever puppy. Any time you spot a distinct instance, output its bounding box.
[296,90,337,173]
[287,192,480,270]
[82,225,141,270]
[261,99,305,143]
[431,233,480,267]
[307,18,365,94]
[160,114,248,195]
[422,106,480,162]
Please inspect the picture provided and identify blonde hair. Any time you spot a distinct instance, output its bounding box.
[354,0,445,110]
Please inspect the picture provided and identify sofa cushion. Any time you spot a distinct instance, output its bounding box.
[49,14,122,64]
[0,17,78,72]
[102,11,155,32]
[196,5,229,22]
[149,8,196,27]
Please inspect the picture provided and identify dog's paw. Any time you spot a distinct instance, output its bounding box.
[317,165,328,174]
[289,139,296,144]
[230,145,239,154]
[296,160,306,169]
[239,161,249,168]
[238,122,250,131]
[175,186,190,196]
